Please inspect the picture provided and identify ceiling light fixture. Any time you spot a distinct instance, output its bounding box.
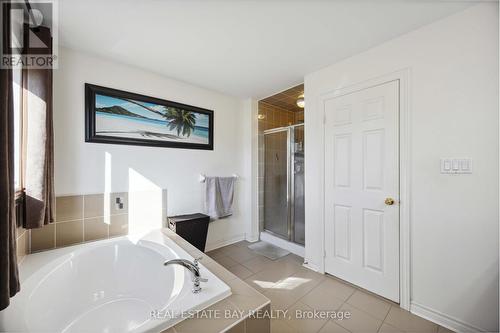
[257,114,266,120]
[296,94,305,108]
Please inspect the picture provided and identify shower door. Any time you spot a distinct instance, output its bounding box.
[263,129,289,239]
[292,125,305,245]
[263,125,305,245]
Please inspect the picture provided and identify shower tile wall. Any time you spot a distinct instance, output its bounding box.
[258,102,296,130]
[257,102,302,231]
[295,110,304,124]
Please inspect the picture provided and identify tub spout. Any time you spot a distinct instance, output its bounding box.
[164,257,208,293]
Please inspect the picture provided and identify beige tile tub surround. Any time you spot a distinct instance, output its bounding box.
[84,217,109,241]
[56,220,84,247]
[161,228,271,333]
[29,193,129,253]
[30,223,55,252]
[55,195,84,222]
[84,192,129,218]
[109,214,129,237]
[15,225,29,262]
[208,242,451,333]
[83,194,105,219]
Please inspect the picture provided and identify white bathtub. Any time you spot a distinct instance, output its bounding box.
[0,229,231,333]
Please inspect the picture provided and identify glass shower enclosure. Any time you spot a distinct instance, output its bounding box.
[263,124,305,245]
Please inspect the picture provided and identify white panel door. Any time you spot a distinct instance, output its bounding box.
[324,80,399,302]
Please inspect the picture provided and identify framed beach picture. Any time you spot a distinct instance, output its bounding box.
[85,84,214,150]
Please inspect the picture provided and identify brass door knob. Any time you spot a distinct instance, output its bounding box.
[385,198,395,205]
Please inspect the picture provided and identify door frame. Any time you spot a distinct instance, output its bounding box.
[320,69,411,310]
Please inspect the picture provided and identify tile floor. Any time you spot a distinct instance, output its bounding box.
[207,241,453,333]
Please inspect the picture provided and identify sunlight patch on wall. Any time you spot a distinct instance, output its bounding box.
[128,168,167,236]
[104,152,112,224]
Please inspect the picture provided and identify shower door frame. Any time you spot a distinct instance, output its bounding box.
[263,124,304,244]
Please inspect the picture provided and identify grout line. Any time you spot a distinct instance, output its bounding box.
[52,222,57,249]
[344,288,356,304]
[17,253,27,265]
[54,222,58,248]
[55,212,128,224]
[16,228,26,240]
[376,304,393,333]
[315,316,332,333]
[54,217,84,224]
[82,196,85,243]
[377,308,392,333]
[342,301,387,329]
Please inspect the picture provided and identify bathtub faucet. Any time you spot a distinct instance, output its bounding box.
[164,257,208,293]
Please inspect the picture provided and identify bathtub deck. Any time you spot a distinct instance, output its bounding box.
[161,228,271,333]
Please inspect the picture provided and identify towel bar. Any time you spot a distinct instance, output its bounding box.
[199,174,238,183]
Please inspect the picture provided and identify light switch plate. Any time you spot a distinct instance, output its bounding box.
[441,158,472,174]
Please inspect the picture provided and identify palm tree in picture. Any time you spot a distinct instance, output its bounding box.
[119,98,197,138]
[164,107,196,137]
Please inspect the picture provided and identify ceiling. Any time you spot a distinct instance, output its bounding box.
[261,84,304,112]
[57,1,476,98]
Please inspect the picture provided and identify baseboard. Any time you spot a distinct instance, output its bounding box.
[205,234,246,252]
[260,231,305,257]
[410,302,489,333]
[303,261,322,273]
[245,233,260,243]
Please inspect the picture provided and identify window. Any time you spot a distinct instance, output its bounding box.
[12,64,22,191]
[11,8,23,191]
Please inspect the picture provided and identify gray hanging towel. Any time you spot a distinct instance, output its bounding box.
[217,177,235,218]
[205,176,235,219]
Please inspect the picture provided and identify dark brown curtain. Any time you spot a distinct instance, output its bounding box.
[23,25,55,229]
[0,1,20,310]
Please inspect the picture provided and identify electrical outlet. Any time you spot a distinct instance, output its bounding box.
[115,197,124,210]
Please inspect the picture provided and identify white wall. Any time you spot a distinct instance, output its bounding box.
[54,47,252,250]
[304,3,498,332]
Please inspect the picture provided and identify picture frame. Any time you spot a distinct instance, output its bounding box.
[85,84,214,150]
